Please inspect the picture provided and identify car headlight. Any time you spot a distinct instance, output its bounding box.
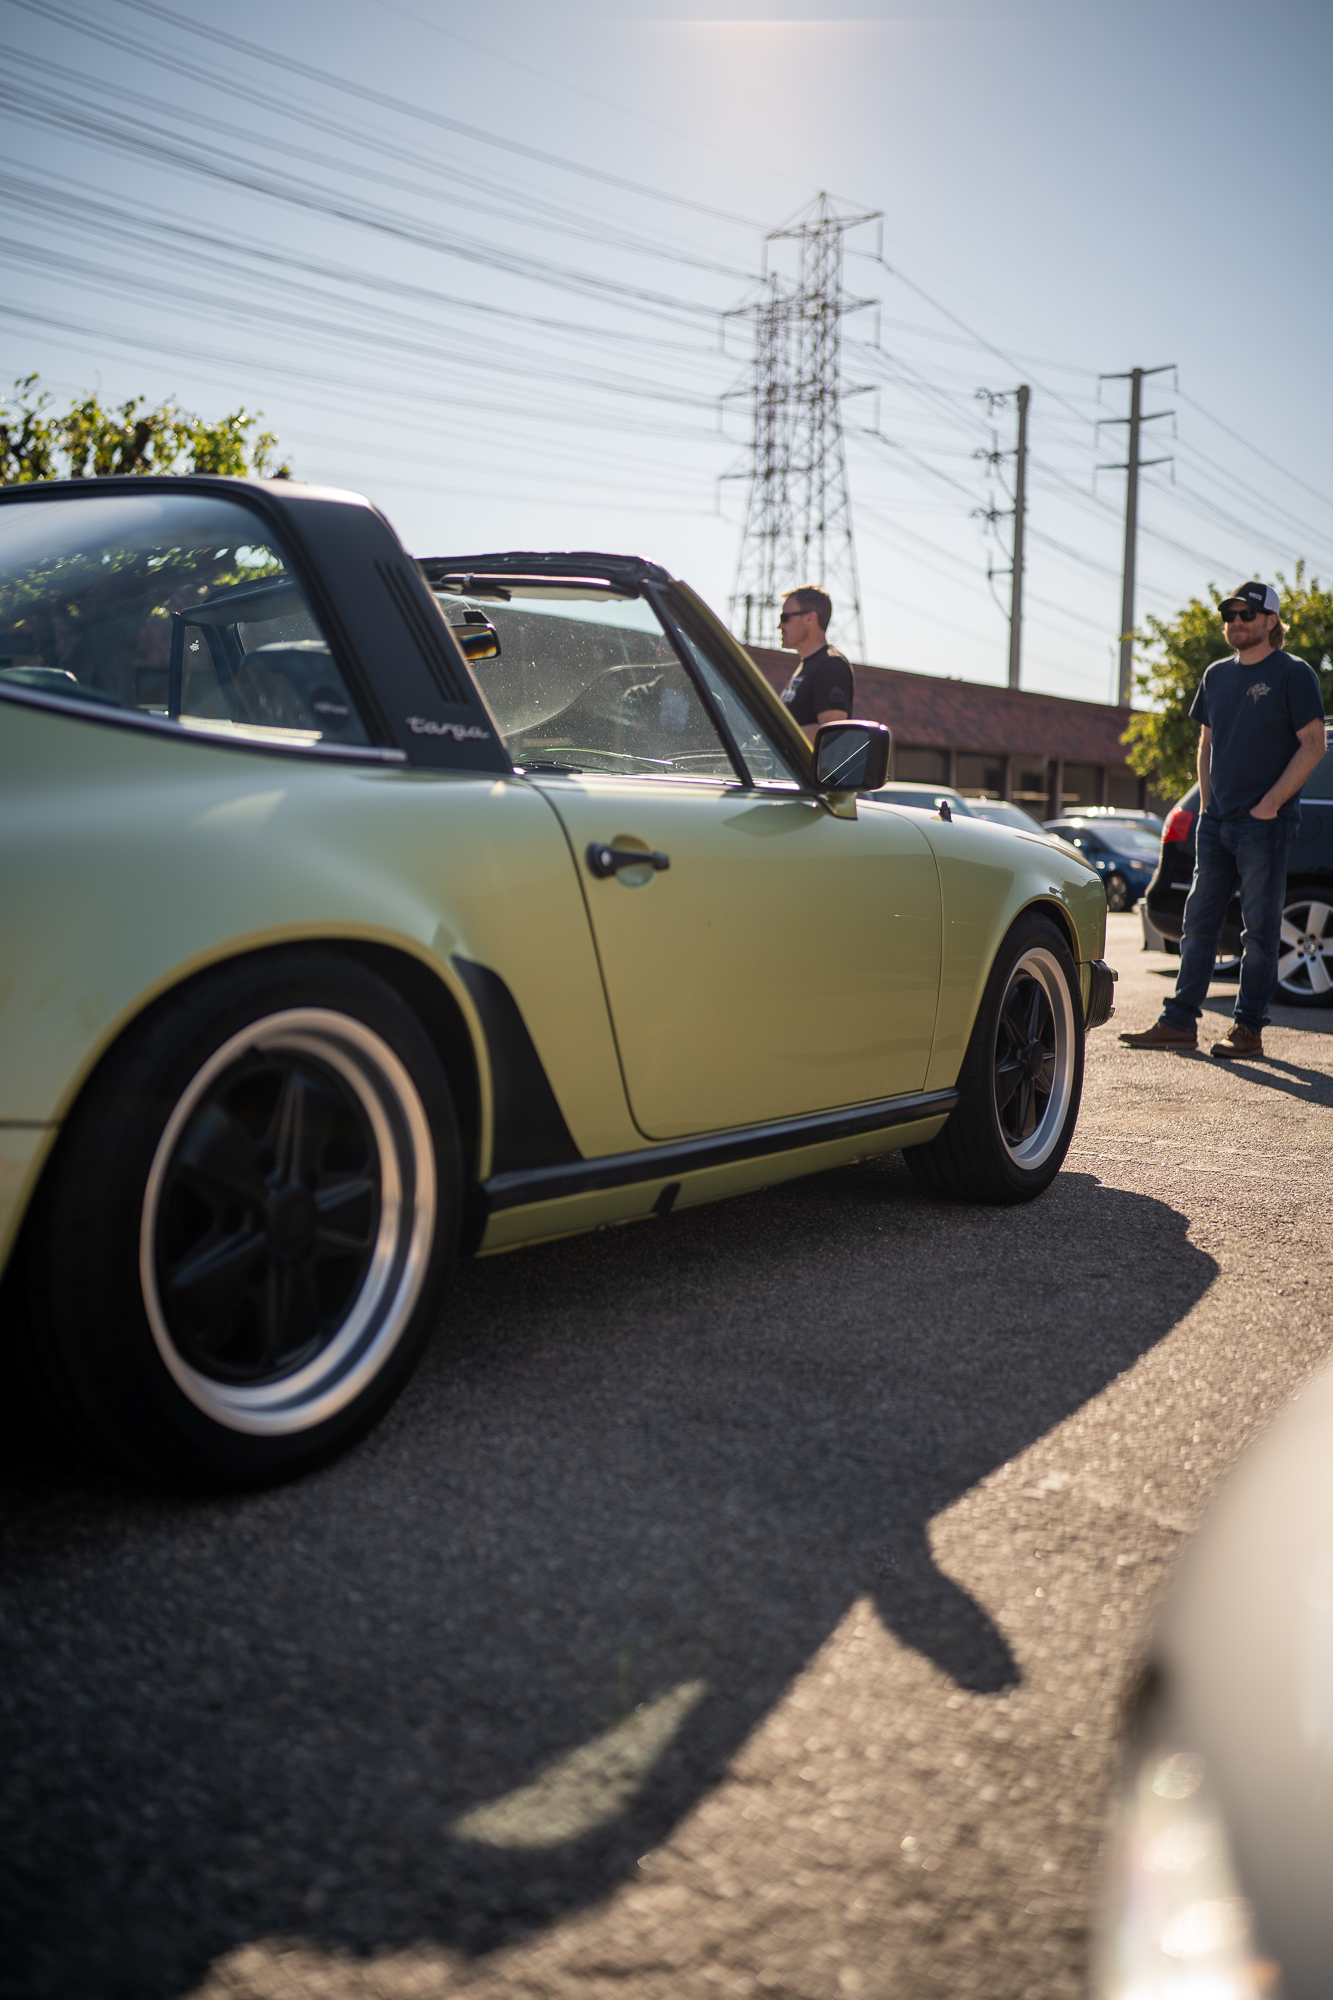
[1094,1729,1284,1998]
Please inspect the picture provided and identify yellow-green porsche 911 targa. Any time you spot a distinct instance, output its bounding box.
[0,476,1114,1489]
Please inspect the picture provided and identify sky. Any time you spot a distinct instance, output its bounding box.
[3,0,1332,703]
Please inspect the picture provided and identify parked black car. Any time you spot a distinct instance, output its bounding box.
[1144,727,1333,1005]
[1044,817,1161,911]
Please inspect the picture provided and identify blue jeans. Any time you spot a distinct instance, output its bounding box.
[1163,812,1295,1033]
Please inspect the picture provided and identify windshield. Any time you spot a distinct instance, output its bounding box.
[0,492,369,750]
[432,586,736,780]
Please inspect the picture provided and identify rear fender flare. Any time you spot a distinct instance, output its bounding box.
[4,933,497,1271]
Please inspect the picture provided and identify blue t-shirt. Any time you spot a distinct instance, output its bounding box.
[1189,649,1324,821]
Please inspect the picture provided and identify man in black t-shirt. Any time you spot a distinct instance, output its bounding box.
[1121,580,1326,1059]
[776,586,854,742]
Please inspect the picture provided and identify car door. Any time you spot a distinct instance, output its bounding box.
[430,580,940,1144]
[530,772,940,1139]
[452,582,941,1142]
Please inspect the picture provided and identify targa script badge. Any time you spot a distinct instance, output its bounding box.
[406,717,491,741]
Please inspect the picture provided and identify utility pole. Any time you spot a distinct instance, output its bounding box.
[976,384,1030,689]
[724,194,878,662]
[1009,384,1029,690]
[1099,364,1174,706]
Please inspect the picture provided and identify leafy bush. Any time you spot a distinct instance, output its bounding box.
[0,374,290,485]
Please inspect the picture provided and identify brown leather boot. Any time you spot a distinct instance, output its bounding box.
[1118,1018,1198,1049]
[1210,1023,1264,1058]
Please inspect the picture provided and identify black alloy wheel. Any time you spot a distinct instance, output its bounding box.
[993,966,1058,1155]
[903,912,1085,1204]
[148,1035,389,1399]
[1104,870,1133,912]
[11,951,460,1489]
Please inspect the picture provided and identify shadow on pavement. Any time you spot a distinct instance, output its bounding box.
[0,1158,1216,1997]
[1187,1054,1333,1103]
[1197,991,1333,1039]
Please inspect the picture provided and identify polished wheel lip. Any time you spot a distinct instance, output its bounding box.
[992,945,1076,1171]
[1277,897,1333,997]
[140,1008,436,1437]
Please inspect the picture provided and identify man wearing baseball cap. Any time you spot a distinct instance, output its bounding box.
[1121,581,1325,1057]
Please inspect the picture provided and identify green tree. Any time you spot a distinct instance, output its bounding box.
[0,374,56,485]
[0,375,290,484]
[1122,564,1333,800]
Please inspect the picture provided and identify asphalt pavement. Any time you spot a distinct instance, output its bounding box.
[3,910,1332,2000]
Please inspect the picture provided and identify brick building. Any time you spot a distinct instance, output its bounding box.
[747,646,1156,820]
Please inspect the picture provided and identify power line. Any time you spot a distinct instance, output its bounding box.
[0,163,727,367]
[0,302,730,448]
[0,37,753,279]
[0,79,730,325]
[0,233,725,416]
[859,252,1093,431]
[369,0,800,206]
[10,0,763,230]
[1176,388,1333,516]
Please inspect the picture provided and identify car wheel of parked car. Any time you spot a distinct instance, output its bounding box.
[1274,890,1333,1006]
[12,951,460,1490]
[1104,870,1133,912]
[903,912,1085,1204]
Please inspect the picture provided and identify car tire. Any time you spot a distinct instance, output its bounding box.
[1105,871,1133,912]
[11,950,460,1491]
[1275,889,1333,1007]
[903,912,1085,1204]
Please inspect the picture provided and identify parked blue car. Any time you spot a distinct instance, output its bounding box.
[1043,816,1162,912]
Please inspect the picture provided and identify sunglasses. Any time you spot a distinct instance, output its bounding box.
[778,609,806,624]
[1223,605,1264,622]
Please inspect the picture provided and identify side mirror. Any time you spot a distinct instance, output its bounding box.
[812,719,892,793]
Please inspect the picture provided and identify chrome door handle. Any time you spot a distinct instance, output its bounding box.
[586,842,670,879]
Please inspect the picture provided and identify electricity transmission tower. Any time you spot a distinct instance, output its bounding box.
[725,194,878,662]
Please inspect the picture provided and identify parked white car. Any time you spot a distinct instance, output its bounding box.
[1095,1363,1333,1999]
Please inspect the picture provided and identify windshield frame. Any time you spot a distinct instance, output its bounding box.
[430,576,780,789]
[651,582,807,792]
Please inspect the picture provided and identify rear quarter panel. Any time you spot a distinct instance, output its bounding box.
[0,701,634,1260]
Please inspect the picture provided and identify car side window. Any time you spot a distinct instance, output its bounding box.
[666,623,801,788]
[432,585,737,781]
[0,491,370,750]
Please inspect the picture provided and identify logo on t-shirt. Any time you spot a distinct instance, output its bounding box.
[1247,681,1272,706]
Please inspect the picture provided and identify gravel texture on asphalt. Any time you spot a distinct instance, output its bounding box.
[2,911,1331,2000]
